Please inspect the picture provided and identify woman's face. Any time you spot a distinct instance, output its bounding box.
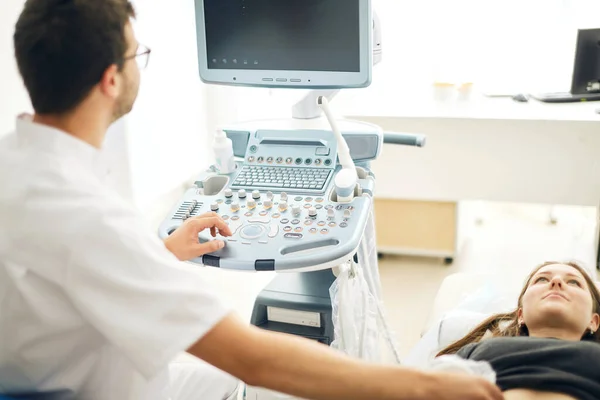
[519,264,599,337]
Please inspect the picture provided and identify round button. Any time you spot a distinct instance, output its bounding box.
[320,228,329,234]
[304,220,313,226]
[231,216,240,221]
[328,222,337,228]
[249,145,258,153]
[344,209,352,218]
[291,219,300,225]
[327,209,335,217]
[272,213,281,219]
[276,157,283,164]
[224,189,233,198]
[279,201,288,211]
[264,200,273,209]
[324,159,332,166]
[316,198,324,203]
[310,228,318,234]
[241,224,265,239]
[314,159,322,165]
[308,207,317,217]
[340,222,348,228]
[238,189,247,199]
[222,215,230,221]
[284,226,292,232]
[267,157,274,163]
[231,202,240,212]
[259,211,268,216]
[286,157,293,164]
[266,191,274,200]
[248,156,255,163]
[281,218,289,224]
[280,192,288,201]
[304,204,311,209]
[325,204,333,210]
[318,221,326,226]
[294,227,303,233]
[216,199,224,204]
[315,204,323,210]
[245,212,253,217]
[247,200,257,209]
[210,202,219,211]
[257,156,264,163]
[295,158,303,165]
[305,158,312,165]
[305,197,313,202]
[294,196,303,202]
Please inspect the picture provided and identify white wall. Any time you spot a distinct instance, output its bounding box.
[127,0,210,212]
[0,0,31,135]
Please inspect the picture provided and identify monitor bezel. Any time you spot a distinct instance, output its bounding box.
[194,0,372,89]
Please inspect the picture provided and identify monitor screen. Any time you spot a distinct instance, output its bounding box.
[204,0,360,73]
[194,0,372,88]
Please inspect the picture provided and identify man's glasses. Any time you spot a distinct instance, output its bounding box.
[124,44,151,69]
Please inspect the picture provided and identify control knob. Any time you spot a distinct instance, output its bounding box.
[210,202,219,212]
[252,190,261,200]
[327,208,335,218]
[280,192,288,201]
[266,191,274,200]
[279,201,288,211]
[238,189,247,199]
[308,207,317,218]
[264,200,273,209]
[231,202,240,212]
[292,205,301,217]
[247,200,257,209]
[224,189,233,198]
[344,209,352,218]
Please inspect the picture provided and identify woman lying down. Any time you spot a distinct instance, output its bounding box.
[437,261,600,400]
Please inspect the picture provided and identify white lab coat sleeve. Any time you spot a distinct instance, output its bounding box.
[62,190,233,380]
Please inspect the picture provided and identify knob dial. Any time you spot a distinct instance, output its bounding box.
[344,209,352,218]
[279,201,288,211]
[327,208,335,218]
[231,202,240,212]
[264,200,273,209]
[292,205,301,217]
[238,189,247,199]
[266,191,274,200]
[224,189,233,198]
[252,190,261,199]
[308,207,317,217]
[210,202,219,211]
[280,192,288,201]
[247,200,257,209]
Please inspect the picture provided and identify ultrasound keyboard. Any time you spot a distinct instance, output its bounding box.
[231,165,333,193]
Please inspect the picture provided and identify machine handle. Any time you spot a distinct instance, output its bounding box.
[383,132,426,147]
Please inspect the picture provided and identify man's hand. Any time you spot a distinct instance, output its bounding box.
[164,212,232,261]
[425,372,504,400]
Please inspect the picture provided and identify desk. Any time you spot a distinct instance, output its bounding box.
[335,87,600,267]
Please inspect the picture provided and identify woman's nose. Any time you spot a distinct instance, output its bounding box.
[550,276,564,287]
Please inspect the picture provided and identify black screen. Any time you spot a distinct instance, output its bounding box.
[203,0,361,72]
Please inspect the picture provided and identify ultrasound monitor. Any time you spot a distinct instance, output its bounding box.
[194,0,372,89]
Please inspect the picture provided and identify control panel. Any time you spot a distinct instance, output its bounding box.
[158,181,373,272]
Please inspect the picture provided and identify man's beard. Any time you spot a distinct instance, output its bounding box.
[112,78,138,122]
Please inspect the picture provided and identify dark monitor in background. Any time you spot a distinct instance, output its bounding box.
[531,28,600,103]
[571,28,600,94]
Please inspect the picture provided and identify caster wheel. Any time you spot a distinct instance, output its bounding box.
[443,257,454,265]
[377,252,384,260]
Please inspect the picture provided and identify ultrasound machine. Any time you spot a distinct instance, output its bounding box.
[159,1,426,398]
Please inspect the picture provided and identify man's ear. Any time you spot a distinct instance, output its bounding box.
[98,64,120,99]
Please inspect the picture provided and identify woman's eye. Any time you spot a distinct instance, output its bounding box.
[568,280,582,287]
[535,277,549,283]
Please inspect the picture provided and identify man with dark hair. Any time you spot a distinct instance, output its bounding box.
[0,1,504,400]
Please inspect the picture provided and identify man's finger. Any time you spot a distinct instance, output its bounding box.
[193,216,232,237]
[210,226,216,237]
[196,240,225,257]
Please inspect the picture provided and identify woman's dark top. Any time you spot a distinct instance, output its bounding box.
[457,336,600,400]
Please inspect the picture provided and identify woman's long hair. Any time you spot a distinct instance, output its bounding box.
[437,261,600,357]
